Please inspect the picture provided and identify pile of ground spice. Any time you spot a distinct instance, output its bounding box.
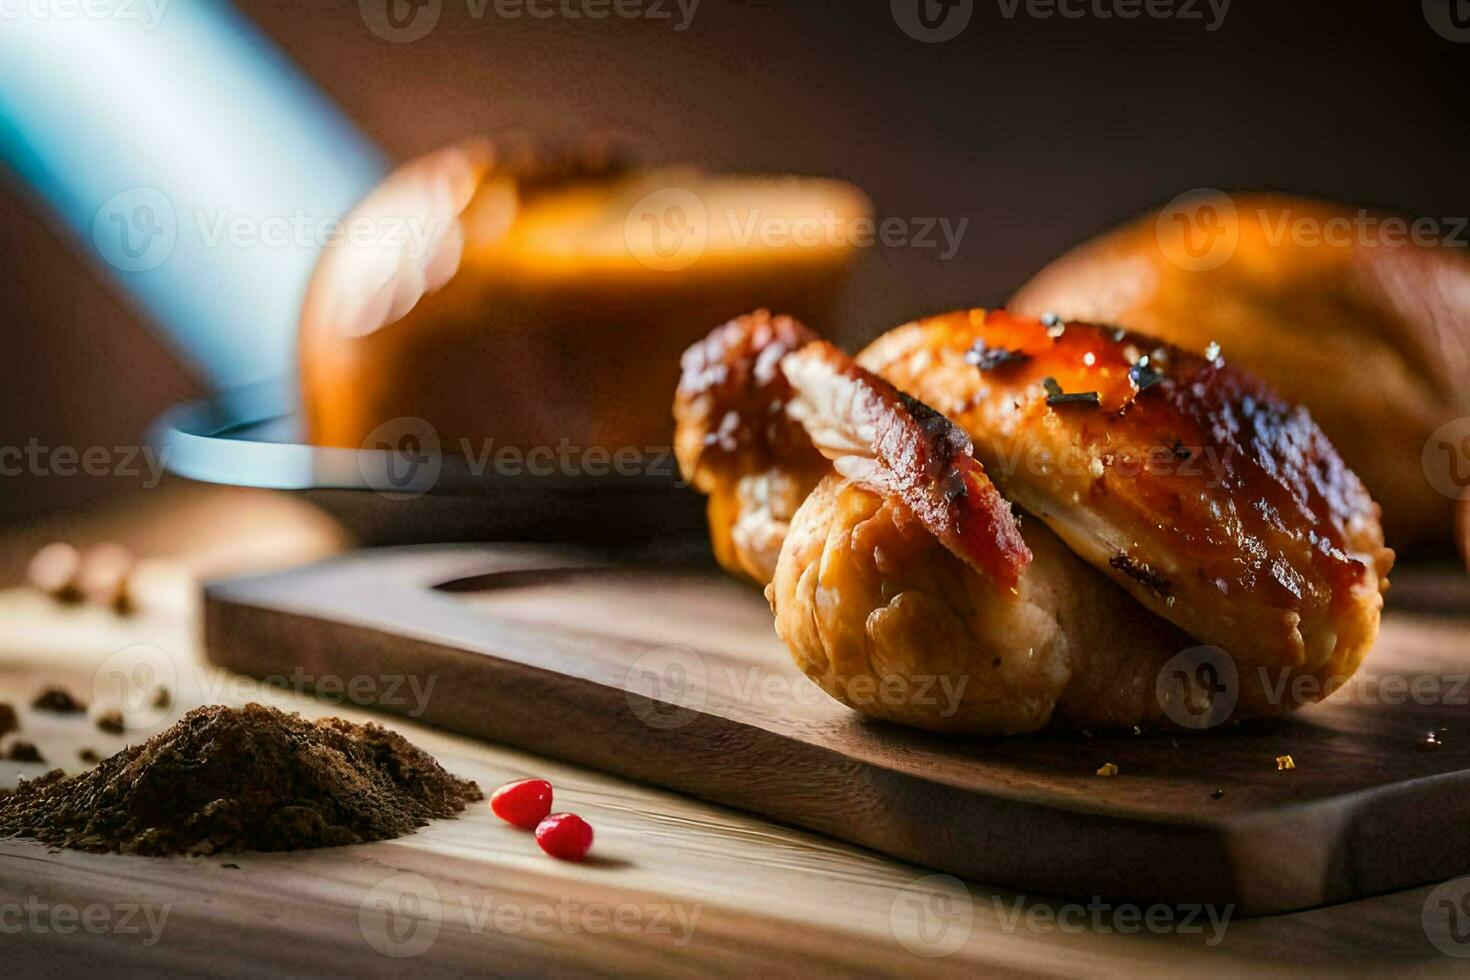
[0,703,481,855]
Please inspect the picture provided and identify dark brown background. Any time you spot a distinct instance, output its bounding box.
[2,0,1465,522]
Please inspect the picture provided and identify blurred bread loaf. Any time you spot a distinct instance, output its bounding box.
[1012,193,1470,557]
[299,139,871,460]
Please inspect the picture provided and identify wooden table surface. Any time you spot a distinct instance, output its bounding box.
[1,488,1467,977]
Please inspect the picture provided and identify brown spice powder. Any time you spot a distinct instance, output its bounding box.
[0,703,482,855]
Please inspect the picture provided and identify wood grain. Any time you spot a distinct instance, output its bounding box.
[1,576,1466,976]
[200,544,1470,917]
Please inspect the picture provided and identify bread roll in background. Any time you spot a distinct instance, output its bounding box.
[1011,193,1470,560]
[299,139,870,461]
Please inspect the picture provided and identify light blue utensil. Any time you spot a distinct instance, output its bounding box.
[0,0,387,398]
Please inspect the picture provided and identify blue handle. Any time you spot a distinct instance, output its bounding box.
[0,0,388,395]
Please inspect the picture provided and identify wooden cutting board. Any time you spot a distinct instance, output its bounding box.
[203,544,1470,916]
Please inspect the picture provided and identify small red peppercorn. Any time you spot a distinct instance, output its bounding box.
[535,813,594,862]
[490,779,553,830]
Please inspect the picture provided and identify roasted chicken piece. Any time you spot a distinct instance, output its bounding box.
[673,311,829,584]
[1010,193,1470,557]
[781,340,1030,588]
[775,477,1324,733]
[861,309,1393,681]
[673,310,1394,734]
[775,476,1195,732]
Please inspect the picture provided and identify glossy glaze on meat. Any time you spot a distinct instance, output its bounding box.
[672,309,1393,732]
[672,311,830,583]
[674,311,1030,589]
[781,341,1030,588]
[674,309,823,485]
[859,309,1393,676]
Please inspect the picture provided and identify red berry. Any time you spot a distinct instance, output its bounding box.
[490,779,553,830]
[535,813,594,862]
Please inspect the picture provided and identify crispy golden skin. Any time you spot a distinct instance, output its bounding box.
[859,310,1392,682]
[673,311,829,583]
[675,312,1033,587]
[773,478,1163,732]
[782,341,1030,588]
[773,478,1329,734]
[674,310,1394,733]
[1011,193,1470,554]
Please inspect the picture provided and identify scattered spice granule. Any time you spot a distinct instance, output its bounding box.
[111,582,138,617]
[78,543,133,612]
[26,542,84,604]
[5,741,45,763]
[94,709,126,735]
[78,748,101,764]
[150,686,172,710]
[1211,789,1225,800]
[1275,754,1296,771]
[1096,762,1119,777]
[31,688,85,714]
[0,704,16,738]
[0,703,482,855]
